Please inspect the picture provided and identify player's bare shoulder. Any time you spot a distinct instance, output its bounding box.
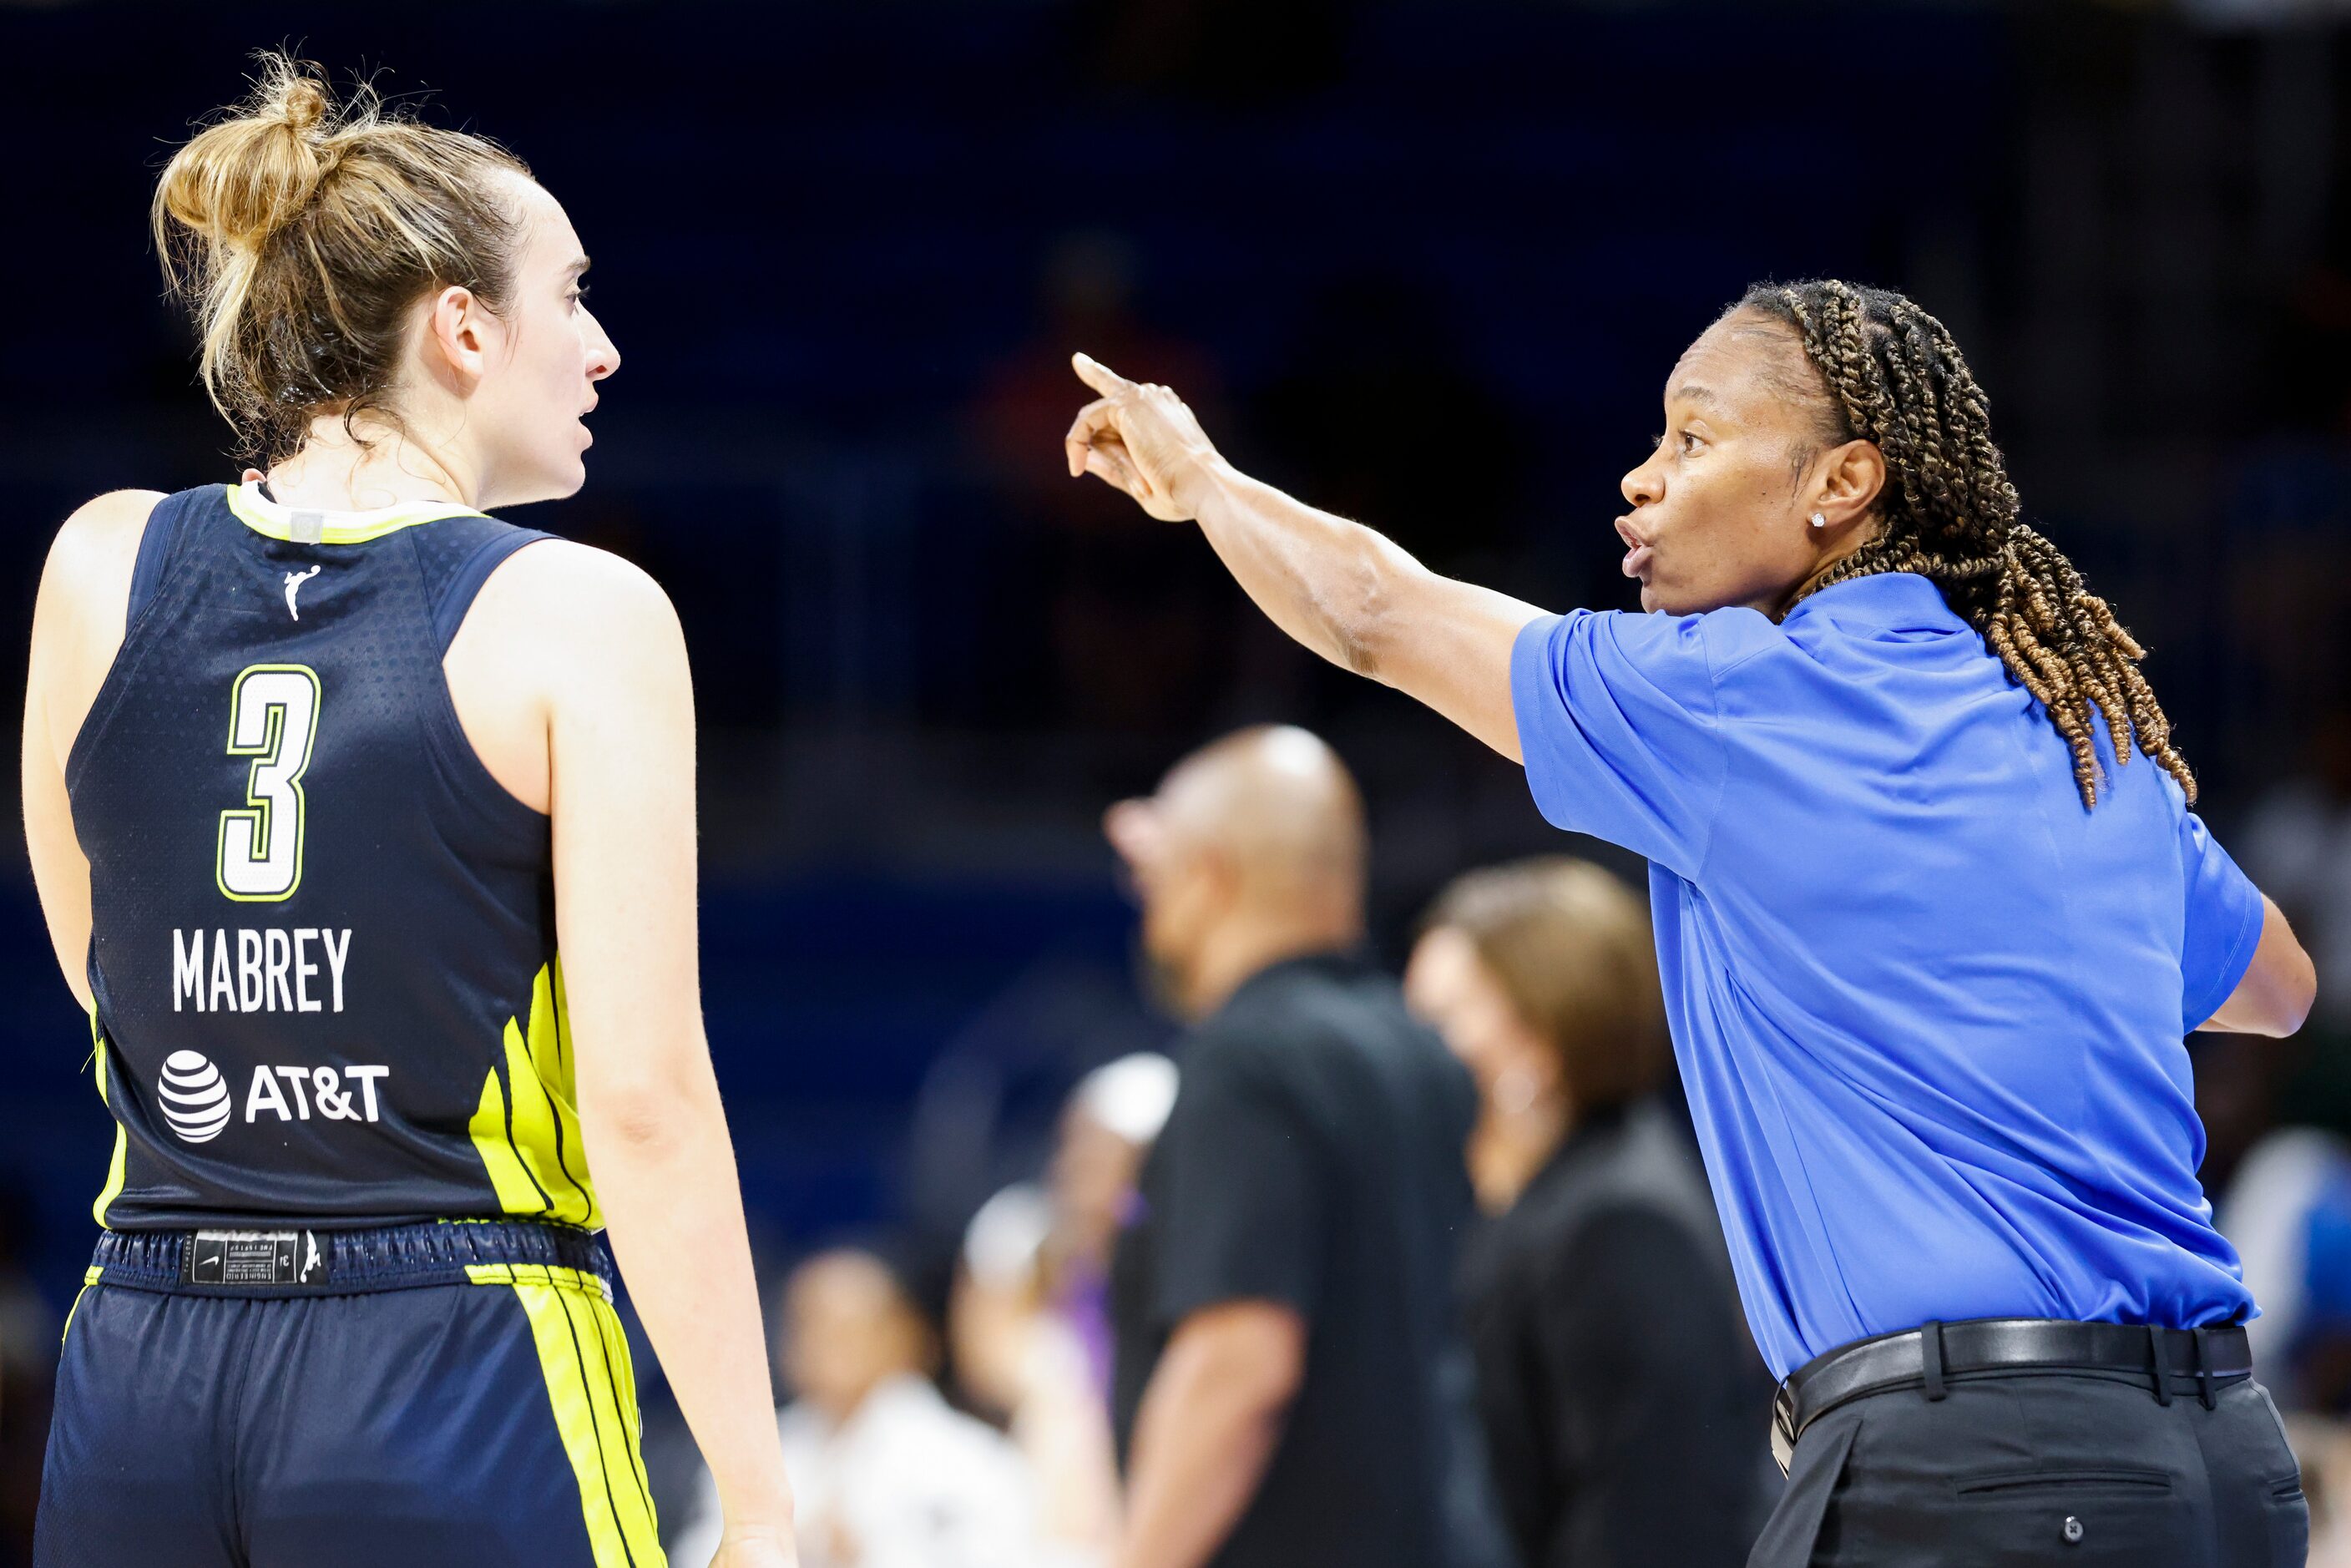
[461,535,685,695]
[30,489,169,751]
[443,536,690,812]
[42,489,166,612]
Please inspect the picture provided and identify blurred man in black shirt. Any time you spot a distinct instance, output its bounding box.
[1105,726,1503,1568]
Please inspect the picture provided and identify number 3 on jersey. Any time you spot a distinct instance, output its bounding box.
[216,665,321,903]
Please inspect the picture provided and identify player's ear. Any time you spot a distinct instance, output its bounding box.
[422,285,493,386]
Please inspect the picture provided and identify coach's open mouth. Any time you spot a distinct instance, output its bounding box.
[1615,516,1654,579]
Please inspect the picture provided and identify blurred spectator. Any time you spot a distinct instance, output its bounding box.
[0,1187,53,1568]
[2221,1129,2351,1564]
[948,1054,1185,1568]
[2221,1128,2351,1413]
[954,1184,1059,1422]
[670,1247,1038,1568]
[1102,726,1506,1568]
[1049,1055,1181,1399]
[1406,859,1770,1568]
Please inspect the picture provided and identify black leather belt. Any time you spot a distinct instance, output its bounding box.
[1772,1317,2252,1472]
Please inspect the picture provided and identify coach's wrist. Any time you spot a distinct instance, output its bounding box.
[1176,456,1243,526]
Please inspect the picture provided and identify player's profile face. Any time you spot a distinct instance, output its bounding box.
[462,176,620,508]
[1616,314,1833,619]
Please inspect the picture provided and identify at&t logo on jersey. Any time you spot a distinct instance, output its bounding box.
[157,1050,233,1144]
[152,1050,392,1142]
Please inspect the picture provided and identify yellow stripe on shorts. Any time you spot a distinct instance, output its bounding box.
[469,1262,665,1566]
[61,1265,103,1344]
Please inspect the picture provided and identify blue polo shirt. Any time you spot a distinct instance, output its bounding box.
[1510,572,2263,1378]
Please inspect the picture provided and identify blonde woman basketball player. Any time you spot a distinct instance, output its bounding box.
[23,58,794,1568]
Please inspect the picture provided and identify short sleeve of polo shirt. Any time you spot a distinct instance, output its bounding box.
[1150,1033,1322,1328]
[1509,609,1733,878]
[2179,809,2266,1032]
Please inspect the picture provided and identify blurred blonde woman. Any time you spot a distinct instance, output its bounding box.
[1408,858,1766,1568]
[24,58,791,1567]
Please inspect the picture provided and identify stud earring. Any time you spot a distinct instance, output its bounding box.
[1809,512,1828,529]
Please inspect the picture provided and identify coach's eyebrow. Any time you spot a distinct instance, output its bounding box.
[1669,382,1724,411]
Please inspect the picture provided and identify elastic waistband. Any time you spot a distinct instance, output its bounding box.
[88,1220,613,1299]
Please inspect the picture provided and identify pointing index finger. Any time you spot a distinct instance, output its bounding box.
[1071,352,1132,398]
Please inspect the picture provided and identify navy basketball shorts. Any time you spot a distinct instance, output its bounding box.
[34,1220,667,1567]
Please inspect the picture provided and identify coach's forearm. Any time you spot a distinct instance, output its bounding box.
[1187,464,1545,760]
[590,1075,794,1545]
[1187,462,1423,677]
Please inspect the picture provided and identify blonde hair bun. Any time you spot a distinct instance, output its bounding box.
[156,55,341,255]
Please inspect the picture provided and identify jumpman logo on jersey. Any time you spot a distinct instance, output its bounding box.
[283,564,323,620]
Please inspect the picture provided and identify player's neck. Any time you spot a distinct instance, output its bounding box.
[265,417,480,513]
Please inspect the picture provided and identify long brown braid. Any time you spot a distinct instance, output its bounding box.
[1734,280,2193,808]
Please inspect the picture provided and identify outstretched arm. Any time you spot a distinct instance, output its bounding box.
[1064,355,1547,761]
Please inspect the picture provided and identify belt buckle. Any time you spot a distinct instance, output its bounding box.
[182,1229,327,1287]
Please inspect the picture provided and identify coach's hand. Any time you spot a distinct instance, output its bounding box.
[1064,353,1227,522]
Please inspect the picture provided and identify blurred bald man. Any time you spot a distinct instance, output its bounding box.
[1104,727,1504,1568]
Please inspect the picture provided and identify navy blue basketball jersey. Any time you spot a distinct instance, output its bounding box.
[64,481,603,1231]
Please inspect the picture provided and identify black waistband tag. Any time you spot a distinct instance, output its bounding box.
[181,1230,327,1287]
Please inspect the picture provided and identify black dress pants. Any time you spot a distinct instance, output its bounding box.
[1750,1370,2308,1566]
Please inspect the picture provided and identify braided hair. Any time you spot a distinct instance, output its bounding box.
[1735,279,2192,808]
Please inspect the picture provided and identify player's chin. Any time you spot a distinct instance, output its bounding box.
[506,458,590,508]
[545,446,591,500]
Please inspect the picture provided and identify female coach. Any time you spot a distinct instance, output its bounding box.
[1064,281,2317,1567]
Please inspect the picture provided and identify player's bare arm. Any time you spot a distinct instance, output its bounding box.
[499,541,799,1566]
[1064,354,1545,761]
[22,489,163,1012]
